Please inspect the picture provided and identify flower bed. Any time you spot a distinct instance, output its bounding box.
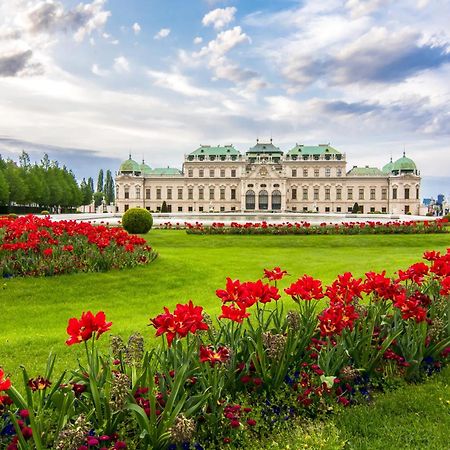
[1,249,450,449]
[180,219,448,235]
[0,215,157,277]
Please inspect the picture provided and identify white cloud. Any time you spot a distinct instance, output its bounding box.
[113,56,130,73]
[154,28,171,40]
[91,63,109,77]
[147,70,210,97]
[194,36,203,44]
[132,22,141,35]
[345,0,390,18]
[202,7,237,29]
[195,26,250,59]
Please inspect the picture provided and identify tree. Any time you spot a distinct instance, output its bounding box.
[88,177,94,193]
[0,169,9,205]
[19,150,31,170]
[93,191,104,208]
[161,201,168,213]
[104,170,115,204]
[4,160,28,205]
[352,202,360,214]
[97,169,104,194]
[80,178,93,207]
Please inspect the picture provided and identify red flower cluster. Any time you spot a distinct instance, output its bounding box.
[263,267,288,281]
[66,311,112,346]
[199,345,230,366]
[0,368,11,391]
[0,215,155,277]
[397,262,429,285]
[363,271,399,300]
[318,304,359,336]
[28,376,51,391]
[216,277,280,322]
[150,301,209,346]
[223,403,255,430]
[326,272,364,305]
[392,291,427,322]
[285,275,324,302]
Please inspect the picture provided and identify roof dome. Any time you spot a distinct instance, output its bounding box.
[140,160,152,174]
[392,153,417,173]
[120,155,141,173]
[382,158,394,174]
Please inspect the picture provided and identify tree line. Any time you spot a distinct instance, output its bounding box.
[0,151,115,213]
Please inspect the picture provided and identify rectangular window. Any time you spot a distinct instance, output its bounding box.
[199,169,204,177]
[336,188,342,200]
[188,188,193,200]
[231,169,236,177]
[209,169,214,177]
[302,188,308,200]
[314,188,319,200]
[220,188,225,200]
[156,188,161,200]
[370,207,375,212]
[405,188,410,200]
[314,168,319,177]
[124,189,129,199]
[145,188,151,200]
[348,207,353,213]
[359,188,364,200]
[325,187,330,200]
[382,188,387,200]
[231,206,236,211]
[347,188,353,200]
[188,206,193,212]
[336,206,341,212]
[188,169,193,177]
[382,207,387,213]
[303,206,308,212]
[124,204,129,212]
[220,206,225,212]
[370,188,376,200]
[178,188,183,200]
[199,188,204,200]
[292,169,297,177]
[136,188,140,199]
[303,168,308,177]
[209,188,215,200]
[325,206,330,212]
[292,188,297,200]
[199,206,203,212]
[231,188,236,200]
[416,187,419,199]
[337,168,342,177]
[167,188,172,200]
[325,168,331,177]
[393,188,397,200]
[220,169,225,177]
[178,206,183,212]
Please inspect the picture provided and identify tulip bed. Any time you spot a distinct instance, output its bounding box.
[1,248,450,449]
[0,215,157,277]
[180,219,448,235]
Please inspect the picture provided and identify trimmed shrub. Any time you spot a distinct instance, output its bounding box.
[8,213,18,219]
[122,207,153,234]
[41,210,50,215]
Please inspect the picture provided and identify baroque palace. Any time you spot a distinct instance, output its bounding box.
[115,141,421,215]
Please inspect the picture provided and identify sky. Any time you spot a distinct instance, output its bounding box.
[0,0,449,198]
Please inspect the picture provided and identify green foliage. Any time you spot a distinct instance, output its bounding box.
[41,210,50,215]
[93,191,104,208]
[104,170,115,204]
[122,208,153,234]
[161,201,168,213]
[97,169,104,193]
[352,202,360,213]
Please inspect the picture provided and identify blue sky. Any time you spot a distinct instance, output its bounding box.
[0,0,449,198]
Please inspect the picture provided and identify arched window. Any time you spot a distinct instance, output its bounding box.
[272,190,281,210]
[259,190,268,210]
[246,190,255,210]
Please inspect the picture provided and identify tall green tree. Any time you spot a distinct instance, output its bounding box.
[0,169,9,205]
[104,170,115,204]
[4,160,28,205]
[97,169,104,194]
[88,177,94,194]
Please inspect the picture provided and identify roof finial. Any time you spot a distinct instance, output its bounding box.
[403,144,406,157]
[256,137,259,143]
[128,151,132,160]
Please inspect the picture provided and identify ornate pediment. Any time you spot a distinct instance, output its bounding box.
[244,164,283,180]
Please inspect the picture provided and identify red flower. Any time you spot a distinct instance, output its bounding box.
[150,301,209,346]
[247,418,257,426]
[285,275,324,301]
[440,276,450,296]
[219,304,250,323]
[423,250,441,261]
[263,267,288,281]
[396,262,429,285]
[363,271,400,300]
[216,278,249,304]
[28,376,51,391]
[66,311,112,345]
[318,304,359,336]
[63,245,74,252]
[0,369,11,391]
[393,291,427,322]
[199,345,230,366]
[244,280,280,305]
[326,273,363,305]
[43,248,53,257]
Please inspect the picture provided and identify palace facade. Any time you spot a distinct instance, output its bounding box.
[115,141,421,215]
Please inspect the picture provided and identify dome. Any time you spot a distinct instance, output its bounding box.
[140,160,152,175]
[392,153,417,173]
[382,158,394,174]
[119,155,141,173]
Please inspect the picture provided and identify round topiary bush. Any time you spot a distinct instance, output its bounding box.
[41,210,50,215]
[122,208,153,234]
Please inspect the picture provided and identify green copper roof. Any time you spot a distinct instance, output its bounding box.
[392,154,417,172]
[140,161,152,174]
[347,166,385,177]
[382,159,394,174]
[120,156,141,172]
[247,142,283,154]
[287,144,341,155]
[189,145,240,156]
[150,167,182,176]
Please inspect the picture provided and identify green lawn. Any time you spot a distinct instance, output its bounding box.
[2,231,449,377]
[2,231,450,449]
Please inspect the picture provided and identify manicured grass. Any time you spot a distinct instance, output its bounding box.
[2,231,449,378]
